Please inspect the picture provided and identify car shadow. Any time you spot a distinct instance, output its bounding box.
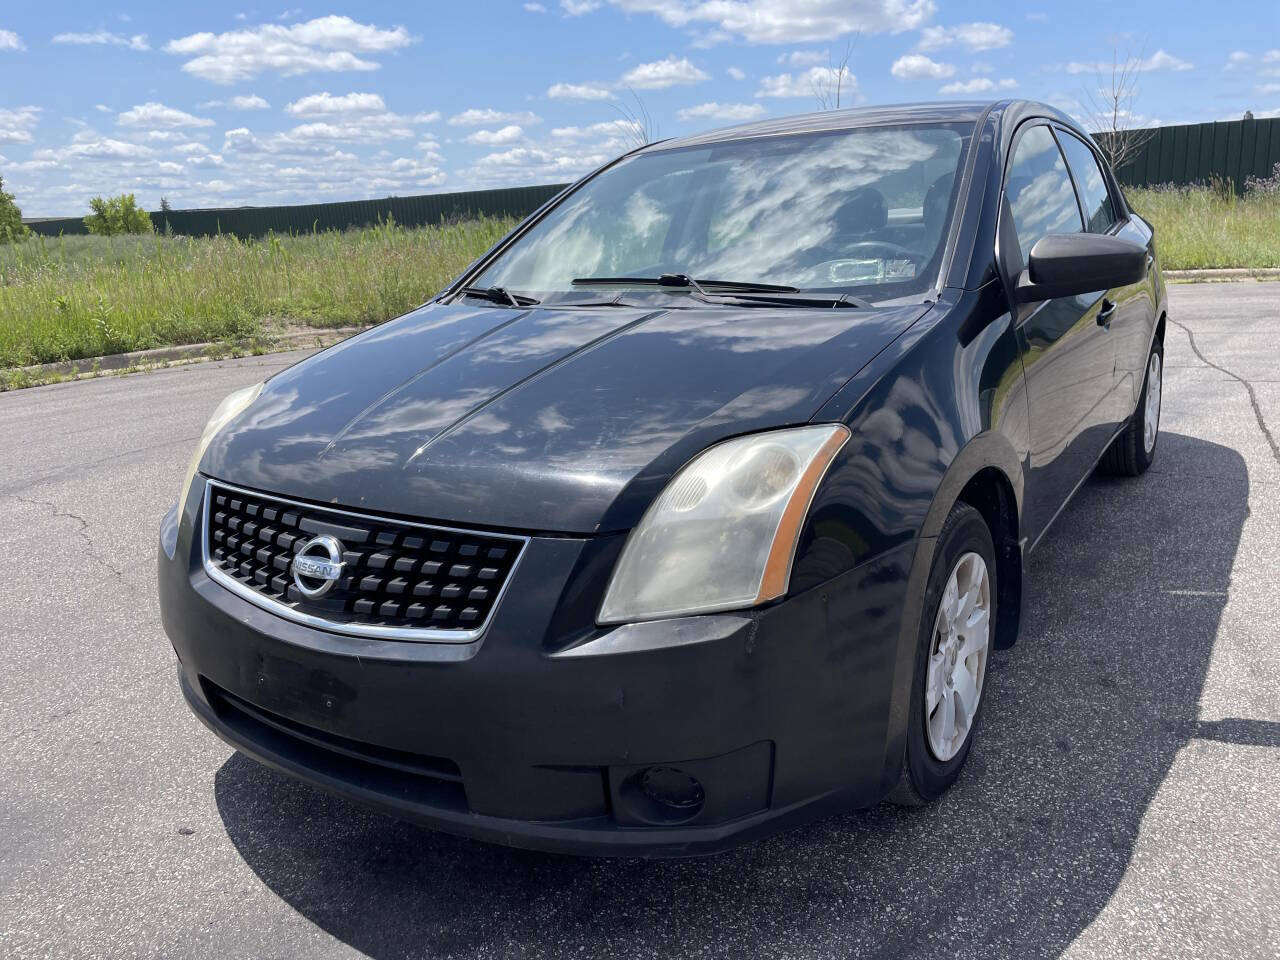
[214,432,1251,959]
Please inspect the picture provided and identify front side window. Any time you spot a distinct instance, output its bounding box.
[1056,130,1118,234]
[1004,124,1084,265]
[472,123,972,304]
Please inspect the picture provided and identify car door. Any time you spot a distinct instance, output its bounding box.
[1054,126,1157,419]
[1001,122,1121,545]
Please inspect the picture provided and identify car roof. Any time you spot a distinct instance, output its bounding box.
[643,100,1071,153]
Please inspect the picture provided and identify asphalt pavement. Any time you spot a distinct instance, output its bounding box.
[2,283,1278,959]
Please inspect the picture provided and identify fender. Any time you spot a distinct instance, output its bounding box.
[919,430,1025,539]
[878,430,1027,797]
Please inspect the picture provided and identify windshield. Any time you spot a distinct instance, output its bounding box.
[471,122,971,304]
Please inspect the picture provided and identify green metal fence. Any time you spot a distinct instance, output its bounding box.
[1102,116,1280,192]
[24,182,570,238]
[21,117,1280,239]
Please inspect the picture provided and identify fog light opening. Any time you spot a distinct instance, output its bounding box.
[617,765,706,825]
[641,766,704,809]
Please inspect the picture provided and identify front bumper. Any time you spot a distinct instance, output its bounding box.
[159,482,915,857]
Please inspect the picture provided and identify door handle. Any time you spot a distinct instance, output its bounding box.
[1097,298,1117,327]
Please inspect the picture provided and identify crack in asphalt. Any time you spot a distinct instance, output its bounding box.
[9,662,174,743]
[1170,317,1280,468]
[0,433,197,498]
[11,495,125,581]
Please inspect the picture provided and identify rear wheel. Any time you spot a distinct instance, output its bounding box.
[889,502,996,805]
[1100,336,1163,477]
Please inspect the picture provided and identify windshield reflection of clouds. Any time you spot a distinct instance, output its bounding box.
[476,126,967,297]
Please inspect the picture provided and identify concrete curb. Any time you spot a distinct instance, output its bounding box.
[4,326,366,389]
[1165,267,1280,283]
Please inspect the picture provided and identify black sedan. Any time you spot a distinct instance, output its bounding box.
[158,100,1167,856]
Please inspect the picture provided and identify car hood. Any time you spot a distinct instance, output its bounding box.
[202,300,928,533]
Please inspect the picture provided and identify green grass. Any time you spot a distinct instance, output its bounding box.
[2,182,1278,372]
[0,216,515,369]
[1126,182,1280,270]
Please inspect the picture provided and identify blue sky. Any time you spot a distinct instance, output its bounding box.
[2,2,1277,215]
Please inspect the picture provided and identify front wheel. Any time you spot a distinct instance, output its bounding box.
[1100,337,1163,477]
[889,502,996,805]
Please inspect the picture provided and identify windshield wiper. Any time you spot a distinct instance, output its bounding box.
[715,291,871,309]
[570,273,864,308]
[572,274,799,294]
[457,286,540,307]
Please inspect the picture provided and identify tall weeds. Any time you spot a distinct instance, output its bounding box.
[1125,169,1280,271]
[0,217,513,368]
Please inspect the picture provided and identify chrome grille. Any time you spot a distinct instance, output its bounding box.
[201,480,525,641]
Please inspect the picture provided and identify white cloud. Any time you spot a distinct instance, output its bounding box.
[467,145,605,187]
[1225,50,1251,70]
[94,104,113,113]
[551,56,708,101]
[417,138,445,163]
[273,92,437,143]
[1064,49,1193,75]
[0,106,41,143]
[1257,82,1280,95]
[727,66,746,80]
[286,91,388,116]
[465,125,525,145]
[448,108,542,126]
[52,31,150,51]
[219,107,430,156]
[163,15,413,84]
[619,55,709,89]
[755,65,855,99]
[117,102,215,128]
[35,137,156,162]
[523,2,548,10]
[608,0,935,45]
[1139,50,1195,72]
[547,82,617,100]
[560,0,601,14]
[938,76,1017,95]
[548,119,636,141]
[917,22,1012,52]
[284,120,413,142]
[200,94,273,110]
[778,49,828,66]
[675,101,767,122]
[381,156,447,186]
[891,54,954,80]
[0,29,25,51]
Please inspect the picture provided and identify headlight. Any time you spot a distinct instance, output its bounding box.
[178,382,263,509]
[598,424,850,624]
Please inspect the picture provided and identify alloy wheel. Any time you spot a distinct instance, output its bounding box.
[1144,351,1162,454]
[925,551,991,762]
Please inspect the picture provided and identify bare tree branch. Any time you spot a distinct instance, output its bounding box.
[608,89,659,149]
[1082,46,1155,172]
[813,36,859,111]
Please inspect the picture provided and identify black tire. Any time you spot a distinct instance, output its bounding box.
[1100,336,1164,477]
[889,502,997,806]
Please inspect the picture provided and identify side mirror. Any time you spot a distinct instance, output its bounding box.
[1014,233,1147,302]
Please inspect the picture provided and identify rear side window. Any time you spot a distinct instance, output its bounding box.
[1004,124,1083,264]
[1057,130,1117,233]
